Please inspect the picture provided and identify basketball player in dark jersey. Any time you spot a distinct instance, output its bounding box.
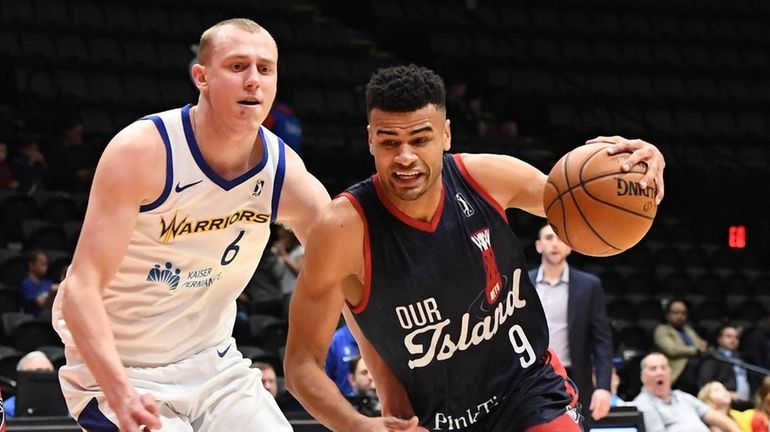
[284,64,665,431]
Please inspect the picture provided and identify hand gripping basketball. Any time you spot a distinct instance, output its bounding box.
[543,142,658,256]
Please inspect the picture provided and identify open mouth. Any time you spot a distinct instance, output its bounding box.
[238,100,261,106]
[393,172,422,181]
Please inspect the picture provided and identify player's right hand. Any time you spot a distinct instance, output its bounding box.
[115,393,161,432]
[358,415,427,431]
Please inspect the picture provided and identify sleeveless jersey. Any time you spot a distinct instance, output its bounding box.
[343,154,549,430]
[54,105,286,367]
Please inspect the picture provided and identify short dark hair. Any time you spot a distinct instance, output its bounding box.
[365,64,446,116]
[664,298,687,313]
[348,354,363,375]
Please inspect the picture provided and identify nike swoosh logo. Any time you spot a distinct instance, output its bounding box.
[217,344,232,358]
[175,180,203,193]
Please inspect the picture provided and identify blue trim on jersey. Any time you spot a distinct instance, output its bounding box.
[139,114,174,212]
[270,137,287,222]
[181,104,269,191]
[77,397,119,432]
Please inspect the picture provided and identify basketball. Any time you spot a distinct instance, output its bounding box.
[543,143,658,257]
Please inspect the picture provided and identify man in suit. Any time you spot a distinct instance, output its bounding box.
[697,324,752,406]
[530,224,614,421]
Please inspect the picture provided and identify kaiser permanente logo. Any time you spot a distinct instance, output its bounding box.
[147,262,182,290]
[159,210,270,243]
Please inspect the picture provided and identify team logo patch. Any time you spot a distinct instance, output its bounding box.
[252,179,265,197]
[147,262,182,290]
[470,228,502,304]
[455,193,475,217]
[565,405,581,424]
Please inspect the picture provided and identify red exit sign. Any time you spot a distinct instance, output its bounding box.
[728,225,746,249]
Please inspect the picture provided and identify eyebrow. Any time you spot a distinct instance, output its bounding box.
[225,54,276,63]
[376,125,433,136]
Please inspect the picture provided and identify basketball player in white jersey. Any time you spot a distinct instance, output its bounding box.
[52,19,329,431]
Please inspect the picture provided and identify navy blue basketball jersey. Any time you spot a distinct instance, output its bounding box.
[342,154,550,430]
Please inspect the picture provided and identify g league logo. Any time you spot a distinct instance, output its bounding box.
[455,193,475,218]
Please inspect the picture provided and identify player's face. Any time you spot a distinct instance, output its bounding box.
[194,26,277,131]
[535,225,571,265]
[640,354,672,399]
[368,105,451,203]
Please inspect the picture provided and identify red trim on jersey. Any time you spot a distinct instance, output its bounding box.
[524,412,581,432]
[544,348,579,403]
[453,154,508,222]
[372,174,445,233]
[524,348,580,432]
[340,192,372,314]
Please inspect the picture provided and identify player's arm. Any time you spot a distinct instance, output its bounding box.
[284,199,419,432]
[456,153,548,216]
[57,121,164,431]
[272,145,330,244]
[342,306,417,420]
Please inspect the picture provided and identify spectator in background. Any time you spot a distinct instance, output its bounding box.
[46,117,99,193]
[3,351,55,418]
[697,381,753,432]
[21,250,57,318]
[751,377,770,432]
[0,142,19,190]
[251,361,279,398]
[741,307,770,385]
[654,298,708,395]
[11,139,46,195]
[241,243,285,317]
[698,324,752,405]
[444,77,475,137]
[325,323,359,396]
[263,91,302,153]
[633,353,741,432]
[530,223,614,420]
[347,355,381,417]
[609,367,627,407]
[272,225,303,315]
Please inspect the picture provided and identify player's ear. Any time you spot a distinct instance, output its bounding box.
[191,64,207,90]
[443,119,451,151]
[367,125,374,155]
[535,239,543,254]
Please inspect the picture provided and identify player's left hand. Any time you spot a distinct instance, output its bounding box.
[587,136,666,205]
[589,388,612,421]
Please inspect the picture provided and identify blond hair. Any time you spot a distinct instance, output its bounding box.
[697,381,720,407]
[198,18,266,65]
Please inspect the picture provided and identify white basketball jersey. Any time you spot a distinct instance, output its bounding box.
[54,105,286,367]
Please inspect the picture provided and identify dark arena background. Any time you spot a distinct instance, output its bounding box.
[0,0,768,430]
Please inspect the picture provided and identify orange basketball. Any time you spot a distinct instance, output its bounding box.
[543,143,657,257]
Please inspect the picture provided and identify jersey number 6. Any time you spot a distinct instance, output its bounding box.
[221,230,245,266]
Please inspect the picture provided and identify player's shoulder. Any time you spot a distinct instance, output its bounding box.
[454,152,537,181]
[305,195,361,239]
[105,118,165,159]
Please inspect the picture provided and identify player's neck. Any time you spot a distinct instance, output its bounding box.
[190,105,264,180]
